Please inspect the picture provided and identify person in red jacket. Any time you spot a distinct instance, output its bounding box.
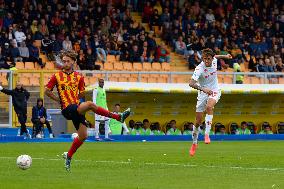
[156,43,170,63]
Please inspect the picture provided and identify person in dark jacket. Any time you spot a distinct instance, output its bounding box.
[0,81,31,138]
[31,98,53,138]
[28,40,44,68]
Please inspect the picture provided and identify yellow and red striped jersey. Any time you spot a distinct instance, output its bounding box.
[46,71,85,109]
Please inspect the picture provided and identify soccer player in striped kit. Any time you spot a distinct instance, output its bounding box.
[45,50,130,171]
[188,48,232,156]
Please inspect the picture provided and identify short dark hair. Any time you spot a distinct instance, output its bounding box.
[115,103,120,107]
[202,48,215,57]
[241,121,247,125]
[143,119,149,123]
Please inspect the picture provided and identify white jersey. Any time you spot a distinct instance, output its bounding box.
[191,57,219,91]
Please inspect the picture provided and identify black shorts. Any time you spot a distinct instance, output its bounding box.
[61,104,87,130]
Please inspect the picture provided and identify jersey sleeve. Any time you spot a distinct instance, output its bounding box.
[191,66,202,81]
[78,76,85,94]
[45,74,57,91]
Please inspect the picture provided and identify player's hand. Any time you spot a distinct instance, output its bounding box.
[226,54,233,59]
[40,117,45,123]
[202,88,213,96]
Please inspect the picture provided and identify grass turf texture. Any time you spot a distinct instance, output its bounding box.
[0,141,283,189]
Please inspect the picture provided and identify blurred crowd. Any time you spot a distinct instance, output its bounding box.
[125,119,283,135]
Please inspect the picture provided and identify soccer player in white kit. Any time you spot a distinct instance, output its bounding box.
[188,48,232,156]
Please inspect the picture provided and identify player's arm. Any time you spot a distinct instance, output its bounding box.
[189,67,213,95]
[45,74,60,103]
[78,75,85,99]
[214,54,232,59]
[0,83,13,95]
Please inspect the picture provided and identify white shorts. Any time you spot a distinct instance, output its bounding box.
[196,90,221,112]
[95,114,109,122]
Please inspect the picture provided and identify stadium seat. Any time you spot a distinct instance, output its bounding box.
[20,77,30,86]
[15,62,25,69]
[152,62,162,71]
[133,63,142,71]
[147,77,157,83]
[161,63,170,71]
[122,62,133,71]
[25,62,35,70]
[108,77,118,82]
[107,55,116,63]
[118,77,128,82]
[110,74,121,78]
[128,77,138,82]
[174,76,189,83]
[143,63,152,71]
[243,76,250,84]
[45,62,55,70]
[113,62,123,71]
[217,75,224,83]
[96,62,103,70]
[120,73,131,78]
[140,77,148,83]
[88,77,98,85]
[30,77,40,86]
[223,76,233,84]
[157,77,168,83]
[279,78,284,84]
[251,77,261,84]
[104,63,114,71]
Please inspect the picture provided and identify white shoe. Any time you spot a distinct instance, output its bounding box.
[17,129,20,136]
[36,134,42,138]
[49,133,54,138]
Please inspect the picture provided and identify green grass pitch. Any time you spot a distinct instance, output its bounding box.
[0,141,283,189]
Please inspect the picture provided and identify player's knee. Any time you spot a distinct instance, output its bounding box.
[206,105,213,113]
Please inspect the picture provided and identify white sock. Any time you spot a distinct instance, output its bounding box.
[95,121,100,138]
[192,125,199,144]
[205,114,213,135]
[104,119,110,138]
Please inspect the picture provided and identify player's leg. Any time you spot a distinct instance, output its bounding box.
[77,101,130,123]
[44,120,54,138]
[204,98,216,144]
[94,114,101,140]
[104,118,111,140]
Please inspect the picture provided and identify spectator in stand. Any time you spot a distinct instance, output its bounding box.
[77,50,86,70]
[129,44,141,63]
[259,123,273,134]
[85,48,100,70]
[149,9,160,30]
[150,122,164,135]
[30,20,39,35]
[3,12,13,29]
[156,43,170,63]
[31,98,54,138]
[142,1,153,23]
[92,34,107,63]
[28,40,44,68]
[183,122,193,135]
[140,41,152,63]
[50,34,62,54]
[38,19,49,37]
[236,121,251,135]
[41,35,54,60]
[62,36,73,51]
[275,58,283,72]
[188,51,201,69]
[175,36,186,55]
[18,42,29,63]
[0,46,13,69]
[10,40,22,63]
[166,120,181,135]
[139,119,151,135]
[14,26,26,46]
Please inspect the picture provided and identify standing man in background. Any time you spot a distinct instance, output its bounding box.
[0,81,31,138]
[93,79,111,141]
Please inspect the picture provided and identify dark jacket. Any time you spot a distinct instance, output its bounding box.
[1,87,30,114]
[31,105,47,122]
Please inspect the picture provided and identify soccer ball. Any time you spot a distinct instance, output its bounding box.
[71,133,78,140]
[16,155,32,170]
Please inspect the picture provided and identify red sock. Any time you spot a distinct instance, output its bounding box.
[67,137,84,158]
[96,107,120,121]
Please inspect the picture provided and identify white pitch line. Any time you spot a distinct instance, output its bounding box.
[0,156,283,171]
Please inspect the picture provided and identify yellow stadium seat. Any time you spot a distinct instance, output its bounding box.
[223,76,233,84]
[25,62,35,70]
[15,62,25,69]
[118,77,128,82]
[123,62,133,71]
[175,76,188,83]
[217,75,224,83]
[161,63,170,71]
[143,62,152,71]
[20,77,30,86]
[30,77,40,86]
[88,77,98,85]
[113,62,123,71]
[107,55,116,63]
[251,77,261,84]
[104,63,114,71]
[243,76,250,84]
[110,74,120,78]
[0,77,8,86]
[133,63,142,71]
[157,77,168,83]
[147,77,157,83]
[45,62,55,70]
[140,77,148,83]
[279,78,284,84]
[152,62,162,71]
[121,74,131,78]
[108,77,118,82]
[128,77,138,82]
